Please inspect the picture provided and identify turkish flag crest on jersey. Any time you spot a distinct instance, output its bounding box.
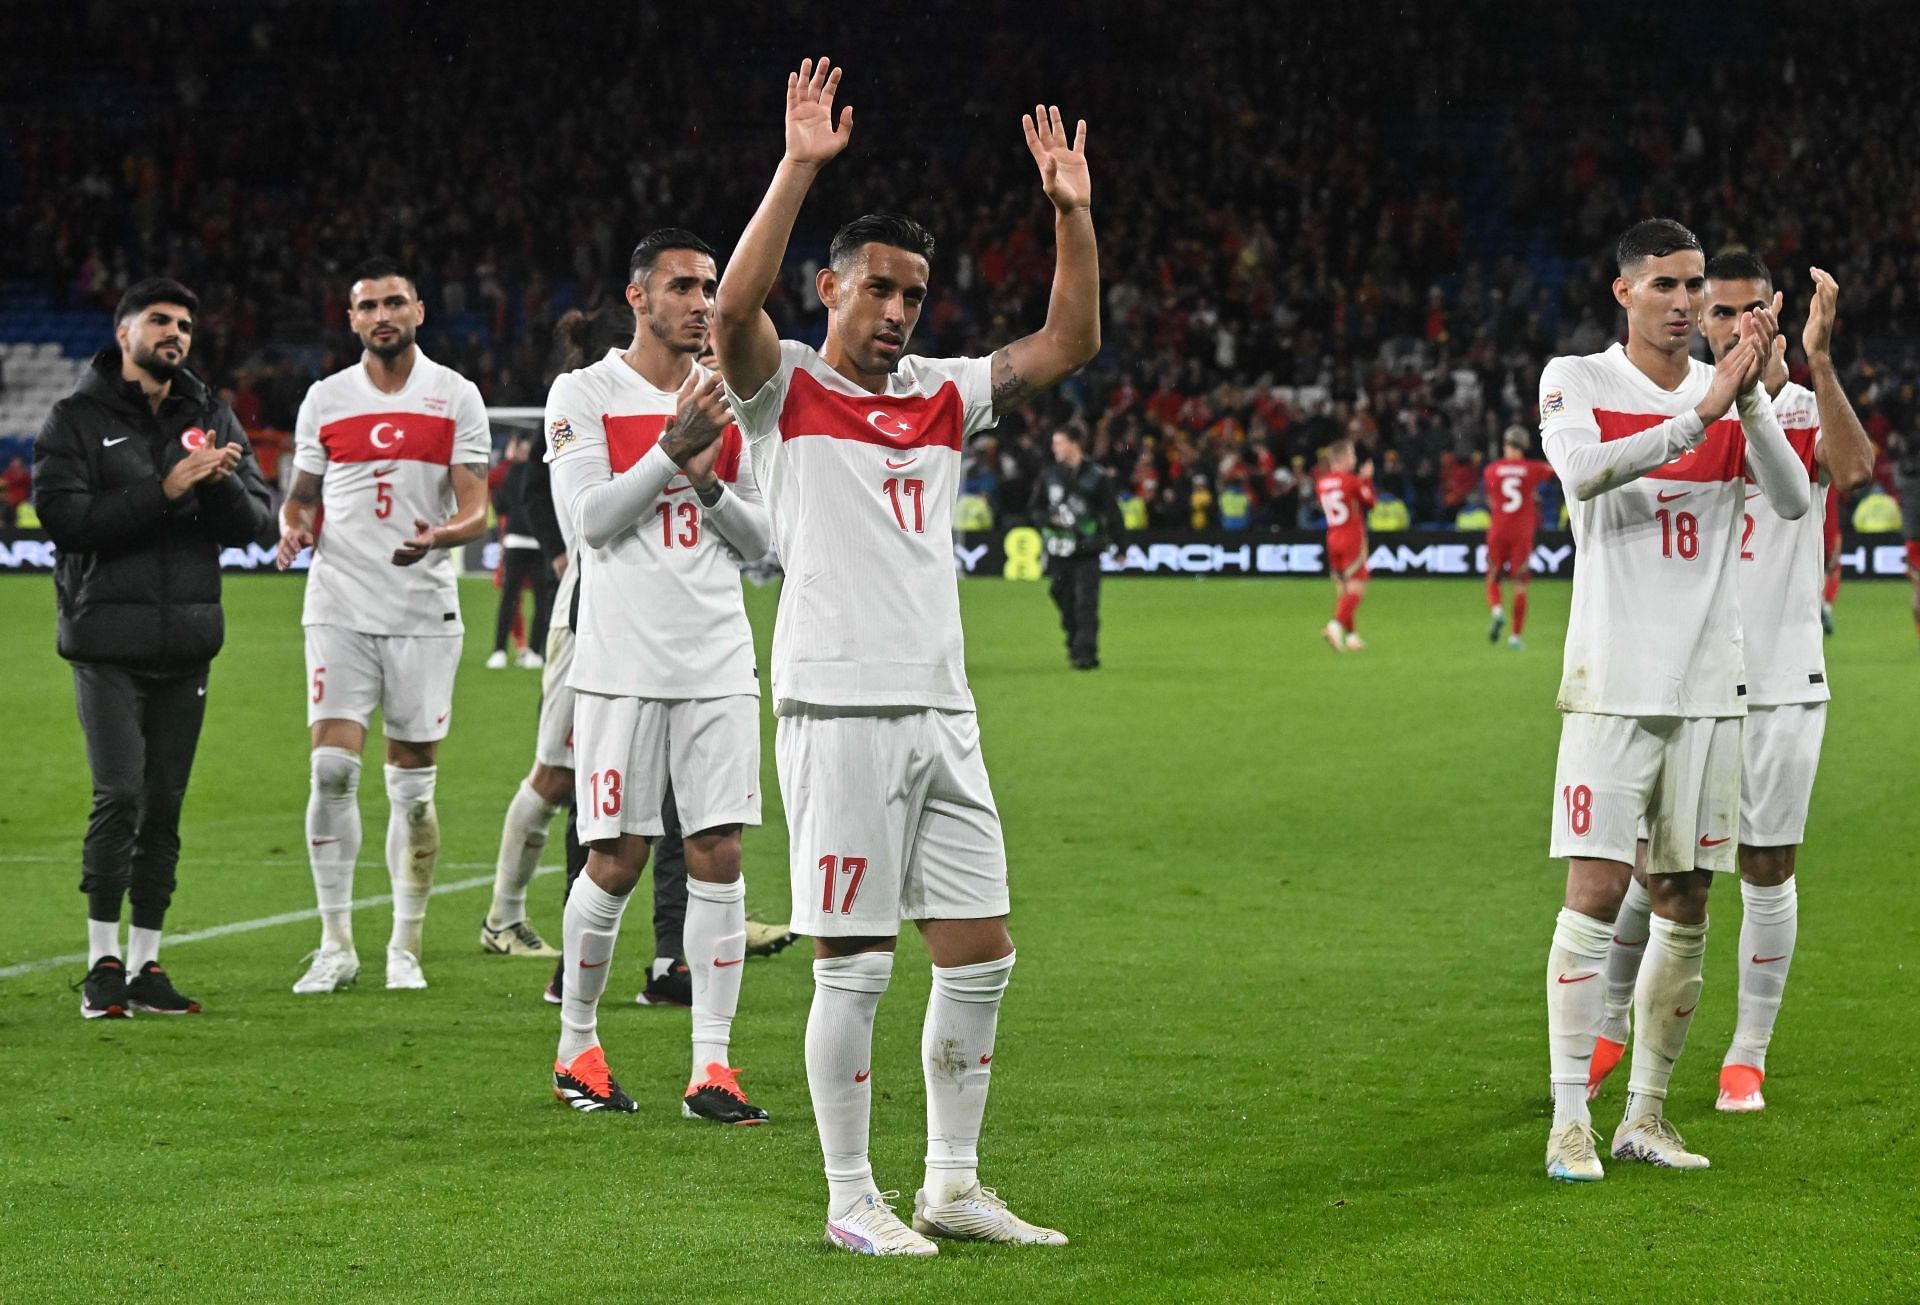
[180,427,209,450]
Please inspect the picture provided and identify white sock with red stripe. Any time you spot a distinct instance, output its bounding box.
[489,779,557,929]
[686,876,747,1079]
[559,874,629,1064]
[1601,877,1651,1044]
[1625,915,1708,1121]
[307,747,362,952]
[922,952,1014,1205]
[1726,877,1797,1072]
[384,765,438,955]
[808,950,893,1216]
[1547,908,1612,1130]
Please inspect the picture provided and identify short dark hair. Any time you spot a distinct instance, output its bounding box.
[116,277,199,323]
[1615,219,1702,276]
[829,213,935,272]
[1705,250,1773,289]
[350,256,415,294]
[629,229,716,284]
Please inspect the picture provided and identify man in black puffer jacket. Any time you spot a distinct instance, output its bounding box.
[32,277,276,1019]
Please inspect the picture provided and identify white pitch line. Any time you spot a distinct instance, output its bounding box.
[0,863,560,980]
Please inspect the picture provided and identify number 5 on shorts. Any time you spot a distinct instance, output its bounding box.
[819,854,867,915]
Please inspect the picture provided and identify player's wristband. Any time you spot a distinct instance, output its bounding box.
[696,482,725,508]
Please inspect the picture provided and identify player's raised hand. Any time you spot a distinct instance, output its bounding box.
[392,518,437,567]
[785,57,852,168]
[1803,267,1839,361]
[1698,335,1756,423]
[1023,104,1090,212]
[275,524,313,570]
[662,372,733,475]
[1734,292,1784,392]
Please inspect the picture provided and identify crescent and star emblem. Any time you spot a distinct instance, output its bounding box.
[369,421,405,450]
[866,410,913,439]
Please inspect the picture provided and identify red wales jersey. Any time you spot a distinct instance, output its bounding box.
[1315,471,1374,553]
[1484,457,1555,538]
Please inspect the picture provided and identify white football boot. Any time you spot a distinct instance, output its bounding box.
[824,1192,938,1257]
[385,946,428,990]
[1611,1114,1710,1169]
[912,1183,1068,1245]
[292,947,360,995]
[1543,1120,1604,1182]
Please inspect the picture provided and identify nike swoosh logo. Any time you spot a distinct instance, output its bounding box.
[1656,489,1690,502]
[436,713,449,724]
[713,958,744,968]
[1699,835,1730,847]
[103,436,130,447]
[309,838,338,846]
[372,465,398,476]
[663,483,696,494]
[1746,491,1763,501]
[853,1069,870,1083]
[1556,972,1599,984]
[577,959,608,969]
[884,457,917,470]
[1675,1004,1698,1018]
[1752,953,1789,965]
[979,1054,993,1065]
[196,687,207,696]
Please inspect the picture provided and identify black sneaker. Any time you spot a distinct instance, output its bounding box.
[76,956,131,1019]
[636,961,691,1007]
[682,1064,770,1125]
[543,958,564,1006]
[127,961,202,1014]
[552,1046,637,1113]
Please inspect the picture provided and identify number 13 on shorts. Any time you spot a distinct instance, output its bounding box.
[819,854,867,915]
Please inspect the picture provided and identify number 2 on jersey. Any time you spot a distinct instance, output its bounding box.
[883,478,925,533]
[818,854,868,915]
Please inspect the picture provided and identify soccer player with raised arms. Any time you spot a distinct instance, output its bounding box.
[545,230,774,1125]
[277,258,491,995]
[713,58,1098,1254]
[1586,257,1873,1115]
[1536,219,1809,1181]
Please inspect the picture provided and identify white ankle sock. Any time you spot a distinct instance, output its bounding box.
[127,926,161,972]
[1727,877,1797,1072]
[923,951,1014,1205]
[559,874,630,1063]
[307,747,362,952]
[685,876,746,1080]
[1547,908,1612,1130]
[384,765,438,955]
[1626,914,1708,1120]
[808,951,894,1215]
[1601,877,1651,1043]
[489,779,557,928]
[87,918,121,967]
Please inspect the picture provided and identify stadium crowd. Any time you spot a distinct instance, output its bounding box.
[4,0,1916,529]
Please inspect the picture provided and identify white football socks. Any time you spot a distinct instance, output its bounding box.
[127,926,161,972]
[489,778,558,928]
[1625,914,1708,1121]
[307,747,362,953]
[807,950,894,1216]
[1727,877,1798,1072]
[1601,876,1651,1044]
[559,874,629,1064]
[685,876,746,1080]
[1546,908,1612,1130]
[384,765,439,956]
[86,918,120,966]
[923,952,1014,1205]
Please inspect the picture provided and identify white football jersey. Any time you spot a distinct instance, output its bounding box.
[1740,382,1828,707]
[546,351,760,700]
[727,341,998,712]
[1541,344,1748,718]
[293,351,491,636]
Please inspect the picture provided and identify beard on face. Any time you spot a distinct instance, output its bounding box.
[364,325,415,361]
[132,341,183,380]
[646,312,702,356]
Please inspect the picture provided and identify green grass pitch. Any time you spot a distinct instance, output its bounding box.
[0,574,1916,1301]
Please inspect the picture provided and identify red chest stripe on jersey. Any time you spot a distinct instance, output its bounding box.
[780,367,965,451]
[320,413,456,465]
[603,413,744,482]
[1760,425,1820,480]
[1595,410,1744,483]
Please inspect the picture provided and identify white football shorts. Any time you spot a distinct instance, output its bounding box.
[1550,711,1741,875]
[572,691,760,842]
[1739,701,1827,848]
[777,705,1011,938]
[533,624,577,770]
[304,624,460,743]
